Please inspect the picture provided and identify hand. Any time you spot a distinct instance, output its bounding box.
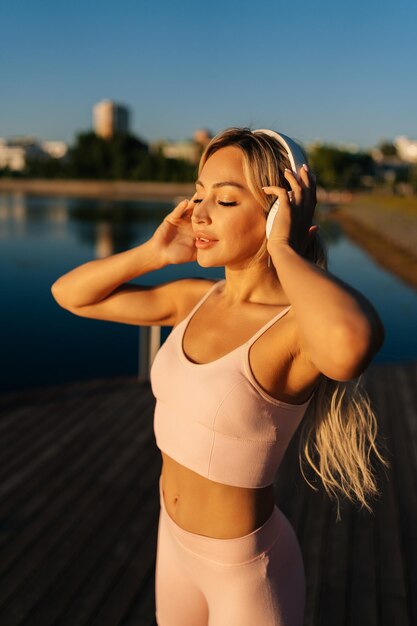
[151,195,198,265]
[262,164,318,258]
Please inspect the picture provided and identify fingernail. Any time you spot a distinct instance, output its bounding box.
[302,163,309,171]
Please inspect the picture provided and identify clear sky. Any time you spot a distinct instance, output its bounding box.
[1,0,416,150]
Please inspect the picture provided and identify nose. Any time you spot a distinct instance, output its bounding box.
[191,197,212,225]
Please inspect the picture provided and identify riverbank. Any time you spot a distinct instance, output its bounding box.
[0,178,196,201]
[328,193,417,291]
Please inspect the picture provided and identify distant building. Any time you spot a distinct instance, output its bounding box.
[193,128,213,148]
[394,135,417,163]
[0,136,67,171]
[151,129,214,165]
[0,139,26,170]
[151,140,197,163]
[93,100,130,139]
[42,141,68,159]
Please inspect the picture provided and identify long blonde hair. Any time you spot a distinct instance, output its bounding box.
[198,127,389,520]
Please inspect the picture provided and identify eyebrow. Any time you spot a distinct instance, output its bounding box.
[195,180,246,191]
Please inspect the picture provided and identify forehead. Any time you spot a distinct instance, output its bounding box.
[200,146,246,181]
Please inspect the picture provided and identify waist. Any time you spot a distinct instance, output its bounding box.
[160,453,276,539]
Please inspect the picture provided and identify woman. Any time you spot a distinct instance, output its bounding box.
[51,127,388,625]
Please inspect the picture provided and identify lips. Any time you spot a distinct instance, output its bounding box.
[194,231,218,243]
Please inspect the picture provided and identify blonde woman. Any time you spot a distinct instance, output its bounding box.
[51,127,388,625]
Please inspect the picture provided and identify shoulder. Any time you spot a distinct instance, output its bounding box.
[173,277,221,325]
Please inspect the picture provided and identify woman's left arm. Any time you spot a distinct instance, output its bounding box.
[263,168,385,381]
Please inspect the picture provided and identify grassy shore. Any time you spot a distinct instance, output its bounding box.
[327,193,417,291]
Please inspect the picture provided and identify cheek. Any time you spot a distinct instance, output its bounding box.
[233,213,265,242]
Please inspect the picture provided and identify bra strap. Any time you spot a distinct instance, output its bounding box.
[245,304,292,348]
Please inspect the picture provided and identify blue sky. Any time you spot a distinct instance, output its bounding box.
[1,0,416,150]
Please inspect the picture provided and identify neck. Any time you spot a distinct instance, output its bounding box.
[222,260,288,306]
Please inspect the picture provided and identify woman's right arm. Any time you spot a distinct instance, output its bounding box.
[50,197,199,326]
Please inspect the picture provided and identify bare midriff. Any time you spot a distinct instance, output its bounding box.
[160,450,276,539]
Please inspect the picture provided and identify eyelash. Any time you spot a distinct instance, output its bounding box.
[193,199,237,206]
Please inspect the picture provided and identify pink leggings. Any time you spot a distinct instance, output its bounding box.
[155,476,305,625]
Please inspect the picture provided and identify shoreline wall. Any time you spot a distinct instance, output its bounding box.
[0,178,196,200]
[328,210,417,292]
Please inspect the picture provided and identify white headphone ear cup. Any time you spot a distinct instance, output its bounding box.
[265,199,279,239]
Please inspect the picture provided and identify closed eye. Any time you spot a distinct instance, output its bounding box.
[193,199,237,206]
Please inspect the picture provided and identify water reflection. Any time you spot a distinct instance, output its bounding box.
[96,222,115,258]
[1,191,416,395]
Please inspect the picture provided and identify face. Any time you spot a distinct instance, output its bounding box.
[191,146,266,268]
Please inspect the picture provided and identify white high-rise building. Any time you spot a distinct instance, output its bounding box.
[93,100,130,139]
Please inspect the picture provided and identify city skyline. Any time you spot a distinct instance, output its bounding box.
[1,0,416,151]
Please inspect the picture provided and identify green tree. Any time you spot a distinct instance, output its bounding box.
[308,145,375,190]
[377,141,398,157]
[68,131,148,179]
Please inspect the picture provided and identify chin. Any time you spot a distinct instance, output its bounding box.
[196,258,223,268]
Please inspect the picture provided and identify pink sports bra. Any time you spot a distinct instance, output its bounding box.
[150,279,315,488]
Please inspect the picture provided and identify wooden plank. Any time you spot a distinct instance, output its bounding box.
[86,484,160,626]
[119,567,158,626]
[0,386,151,565]
[24,455,161,626]
[0,379,141,489]
[0,386,156,622]
[0,363,415,626]
[300,481,332,626]
[0,424,155,622]
[366,366,408,626]
[389,364,417,624]
[319,499,353,626]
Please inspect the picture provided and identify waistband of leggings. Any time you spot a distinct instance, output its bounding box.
[158,475,283,564]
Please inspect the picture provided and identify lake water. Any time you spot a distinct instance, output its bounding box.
[1,192,416,395]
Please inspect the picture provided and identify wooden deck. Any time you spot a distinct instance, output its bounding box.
[0,361,416,626]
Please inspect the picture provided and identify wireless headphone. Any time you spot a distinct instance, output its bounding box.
[252,129,307,239]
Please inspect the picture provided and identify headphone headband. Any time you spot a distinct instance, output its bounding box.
[252,129,308,241]
[252,128,307,173]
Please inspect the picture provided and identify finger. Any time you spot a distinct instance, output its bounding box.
[299,164,316,189]
[170,198,191,218]
[298,165,310,188]
[262,185,296,207]
[284,167,301,183]
[266,186,292,207]
[284,169,302,203]
[262,185,284,195]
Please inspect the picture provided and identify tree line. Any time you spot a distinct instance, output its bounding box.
[1,131,416,192]
[1,132,199,183]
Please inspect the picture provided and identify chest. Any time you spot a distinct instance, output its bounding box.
[179,304,310,405]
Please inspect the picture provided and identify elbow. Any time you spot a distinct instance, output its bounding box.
[51,282,62,303]
[325,321,385,381]
[51,281,71,309]
[311,322,385,382]
[51,282,60,302]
